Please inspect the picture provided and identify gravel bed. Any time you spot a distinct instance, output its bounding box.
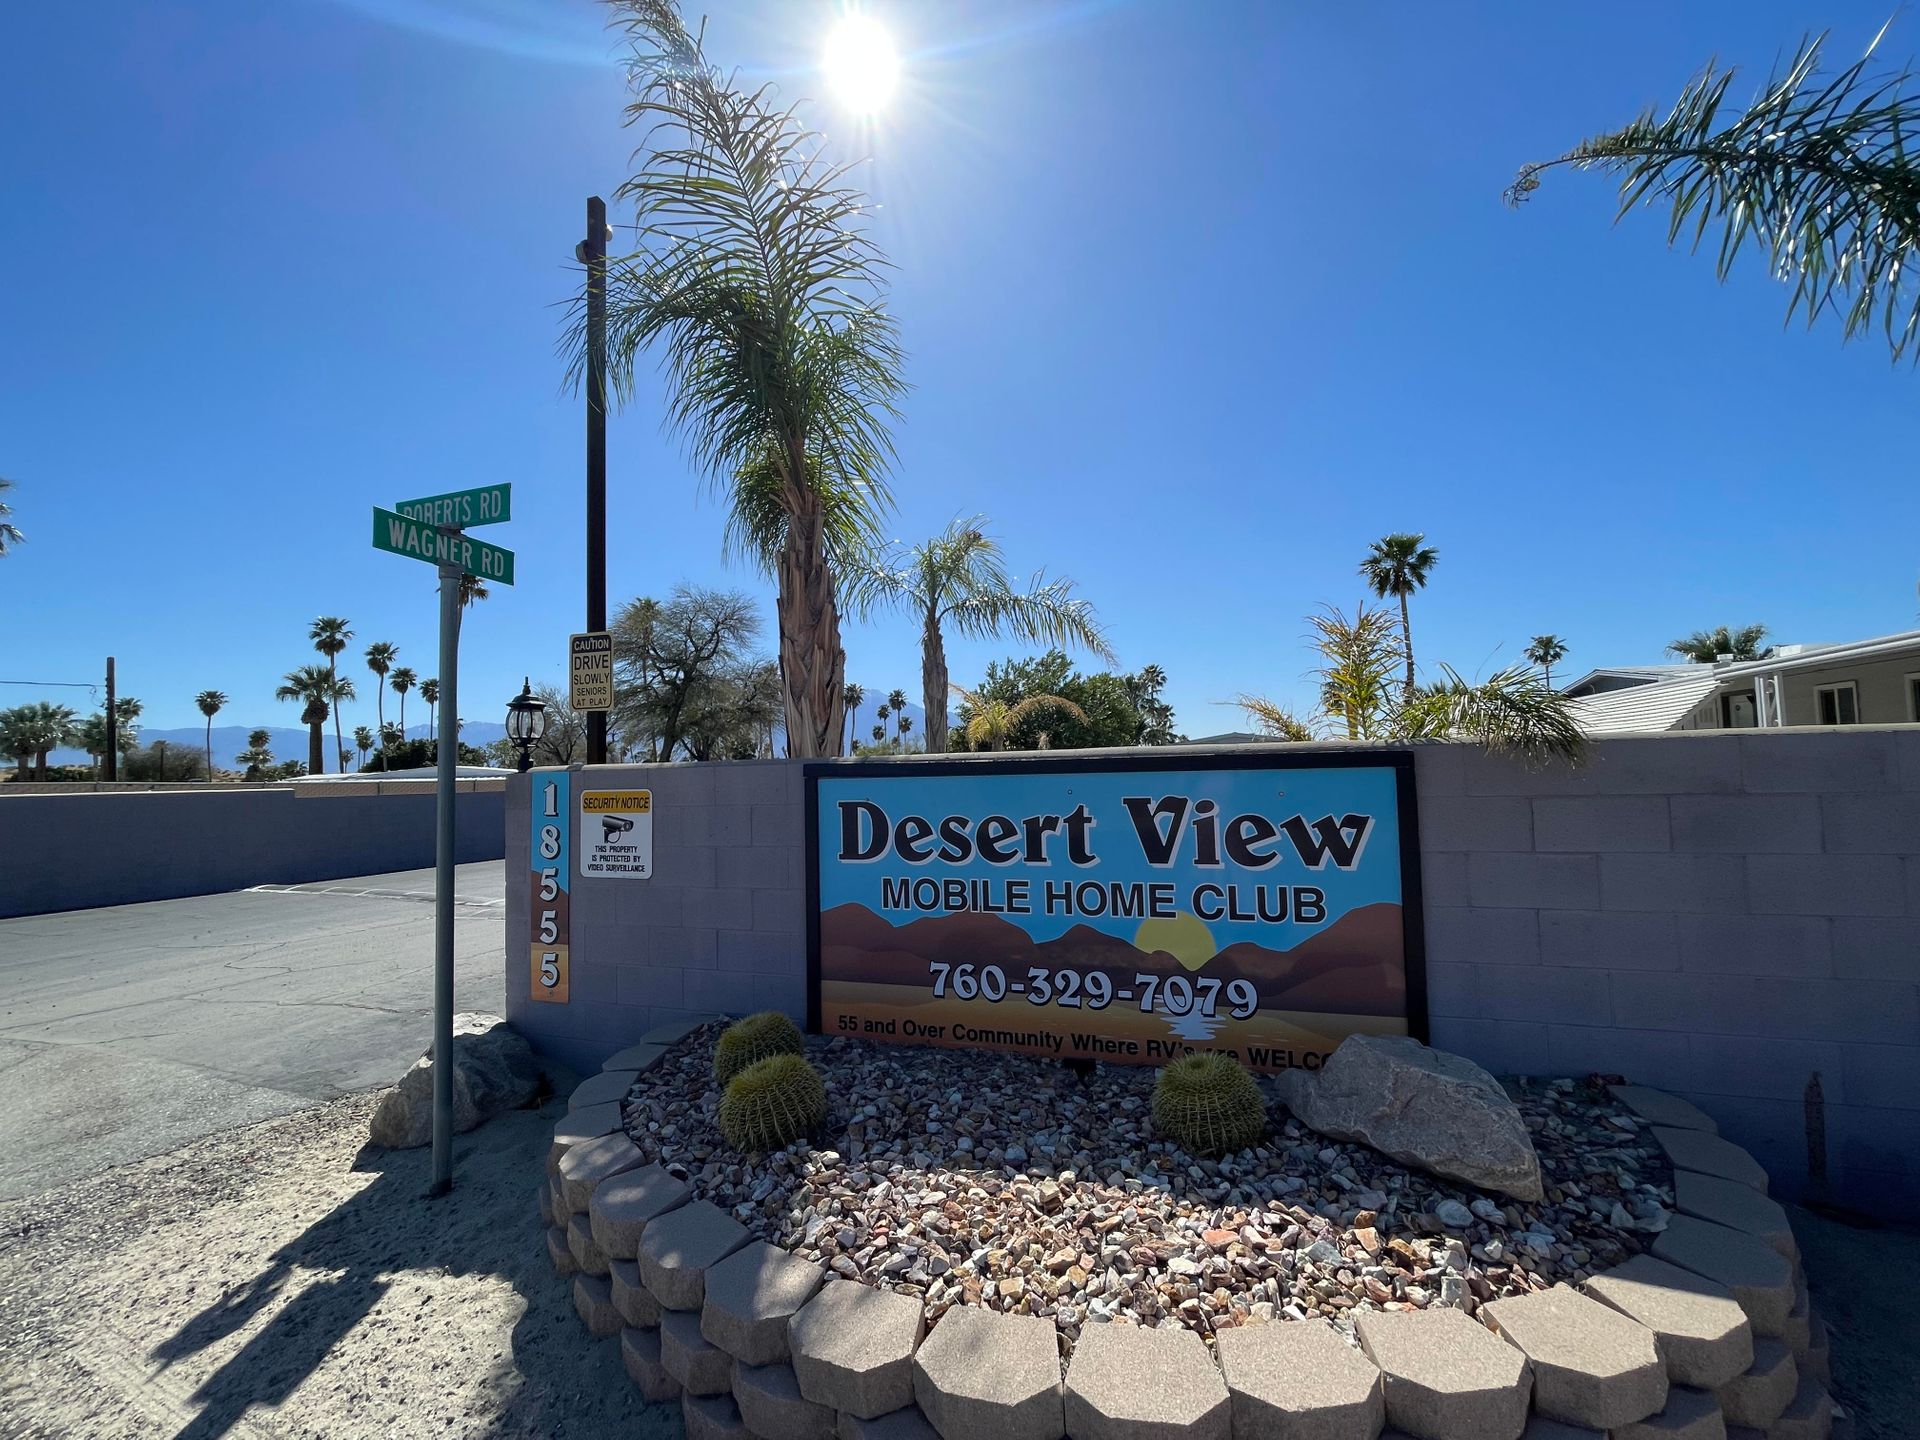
[621,1026,1674,1351]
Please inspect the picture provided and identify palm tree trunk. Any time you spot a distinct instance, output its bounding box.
[205,718,213,781]
[308,722,324,775]
[1399,591,1415,699]
[375,685,385,750]
[921,606,950,753]
[775,494,847,758]
[327,659,343,774]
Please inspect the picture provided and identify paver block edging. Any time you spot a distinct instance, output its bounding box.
[1482,1284,1667,1430]
[1654,1128,1769,1191]
[734,1360,836,1440]
[638,1198,752,1311]
[590,1162,691,1260]
[1063,1321,1230,1440]
[1355,1307,1533,1440]
[622,1324,682,1403]
[702,1240,827,1366]
[1582,1254,1753,1389]
[1651,1214,1795,1337]
[789,1277,926,1420]
[661,1308,736,1396]
[1609,1086,1717,1134]
[558,1130,648,1212]
[911,1305,1065,1440]
[1214,1319,1384,1440]
[569,1067,639,1111]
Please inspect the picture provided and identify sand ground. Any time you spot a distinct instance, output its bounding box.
[0,1092,680,1440]
[0,1087,1908,1439]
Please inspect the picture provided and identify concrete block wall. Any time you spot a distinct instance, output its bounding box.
[1415,727,1920,1220]
[506,729,1920,1219]
[0,780,506,918]
[506,762,808,1070]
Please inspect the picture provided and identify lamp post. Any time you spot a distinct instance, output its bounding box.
[506,679,548,773]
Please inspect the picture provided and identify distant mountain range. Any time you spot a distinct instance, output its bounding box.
[50,720,508,769]
[820,902,1408,1017]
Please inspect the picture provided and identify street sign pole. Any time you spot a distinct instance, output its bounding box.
[430,556,460,1196]
[370,484,512,1196]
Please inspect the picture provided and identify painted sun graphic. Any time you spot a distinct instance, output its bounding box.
[1134,911,1218,972]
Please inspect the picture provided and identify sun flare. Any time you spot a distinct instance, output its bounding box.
[823,15,900,114]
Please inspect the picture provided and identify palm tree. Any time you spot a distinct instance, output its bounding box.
[843,517,1114,753]
[843,683,864,752]
[951,685,1089,753]
[459,574,488,608]
[1524,635,1570,690]
[0,703,76,779]
[1509,30,1920,363]
[236,728,275,780]
[309,617,354,773]
[353,725,374,770]
[276,665,339,774]
[421,678,440,742]
[1396,666,1586,765]
[1359,534,1438,699]
[0,478,22,555]
[588,0,906,757]
[1668,625,1769,664]
[365,641,398,748]
[1235,698,1315,742]
[195,690,227,780]
[389,667,417,740]
[379,721,403,750]
[76,713,112,778]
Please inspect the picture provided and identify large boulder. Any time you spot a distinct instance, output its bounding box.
[1275,1035,1543,1200]
[369,1013,543,1148]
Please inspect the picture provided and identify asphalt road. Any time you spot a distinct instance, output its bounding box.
[0,862,508,1201]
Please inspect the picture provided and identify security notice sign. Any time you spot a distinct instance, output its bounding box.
[570,631,613,711]
[807,752,1424,1072]
[580,790,654,879]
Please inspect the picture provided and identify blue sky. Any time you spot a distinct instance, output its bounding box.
[3,0,1916,740]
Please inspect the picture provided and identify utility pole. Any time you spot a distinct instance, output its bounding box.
[583,196,610,765]
[104,657,117,782]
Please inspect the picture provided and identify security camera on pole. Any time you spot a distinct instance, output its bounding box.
[371,482,515,1195]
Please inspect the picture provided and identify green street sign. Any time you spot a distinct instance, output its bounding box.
[392,483,511,529]
[372,506,516,586]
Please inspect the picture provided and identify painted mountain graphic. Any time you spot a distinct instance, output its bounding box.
[820,901,1405,1017]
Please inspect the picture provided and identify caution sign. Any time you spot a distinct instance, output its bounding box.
[570,631,614,712]
[580,789,654,879]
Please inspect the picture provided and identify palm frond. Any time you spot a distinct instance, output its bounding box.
[946,574,1115,661]
[1393,665,1586,766]
[1233,695,1315,742]
[569,0,905,498]
[1510,28,1920,362]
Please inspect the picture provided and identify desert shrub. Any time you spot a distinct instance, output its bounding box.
[713,1011,805,1084]
[718,1054,827,1153]
[1151,1052,1267,1157]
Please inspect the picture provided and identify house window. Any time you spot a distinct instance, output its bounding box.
[1907,672,1920,722]
[1815,682,1860,726]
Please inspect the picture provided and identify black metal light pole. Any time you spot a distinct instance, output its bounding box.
[581,196,611,765]
[506,678,548,773]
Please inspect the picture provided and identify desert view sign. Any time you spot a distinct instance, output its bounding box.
[807,752,1426,1072]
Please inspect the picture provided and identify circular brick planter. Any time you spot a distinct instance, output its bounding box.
[540,1023,1845,1440]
